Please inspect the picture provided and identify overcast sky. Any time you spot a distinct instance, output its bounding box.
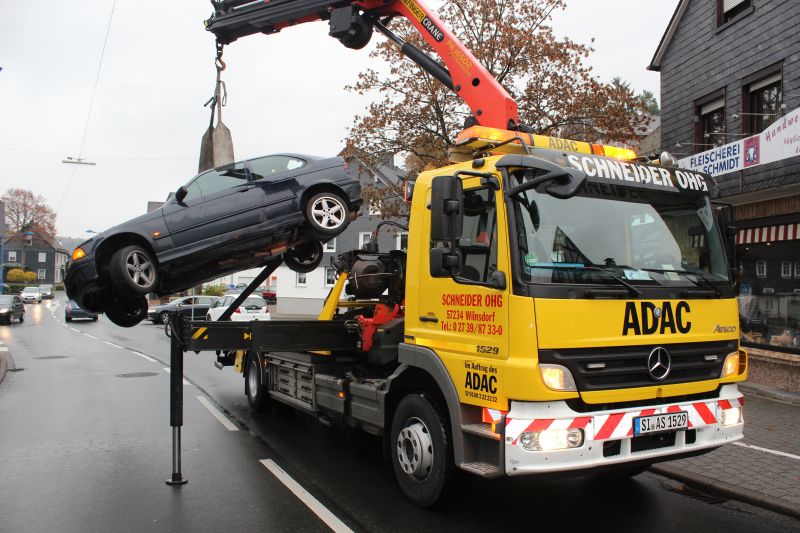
[0,0,678,239]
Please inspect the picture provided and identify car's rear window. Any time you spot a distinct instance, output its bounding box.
[243,297,267,307]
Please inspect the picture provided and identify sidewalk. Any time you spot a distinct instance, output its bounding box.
[651,382,800,519]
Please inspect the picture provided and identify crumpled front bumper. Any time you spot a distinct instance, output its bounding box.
[504,384,744,475]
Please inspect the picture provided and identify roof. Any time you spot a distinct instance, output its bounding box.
[648,0,690,71]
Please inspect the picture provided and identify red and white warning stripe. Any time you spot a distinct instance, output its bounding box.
[736,223,800,244]
[505,397,743,445]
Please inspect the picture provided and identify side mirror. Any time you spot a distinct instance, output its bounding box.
[404,179,416,203]
[430,175,463,242]
[175,186,188,203]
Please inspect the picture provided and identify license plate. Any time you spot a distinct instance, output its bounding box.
[633,411,688,436]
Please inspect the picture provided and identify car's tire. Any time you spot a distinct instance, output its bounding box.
[65,316,71,322]
[159,312,170,325]
[305,192,350,235]
[244,352,270,412]
[283,240,324,273]
[390,393,455,508]
[92,317,98,322]
[105,295,148,328]
[109,245,158,296]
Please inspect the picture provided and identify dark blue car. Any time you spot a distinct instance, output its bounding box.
[65,300,98,322]
[65,153,361,327]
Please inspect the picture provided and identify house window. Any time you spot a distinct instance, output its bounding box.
[324,238,336,252]
[8,251,16,262]
[794,261,800,278]
[324,267,337,286]
[38,252,47,262]
[295,272,306,286]
[697,98,725,151]
[717,0,752,26]
[755,260,767,278]
[781,261,792,279]
[396,232,409,251]
[37,269,46,280]
[745,73,782,135]
[359,232,372,249]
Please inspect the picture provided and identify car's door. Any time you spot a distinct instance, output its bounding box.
[162,161,262,247]
[247,155,308,225]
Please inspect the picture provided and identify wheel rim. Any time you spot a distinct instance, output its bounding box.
[310,196,346,230]
[396,417,434,481]
[125,250,155,288]
[247,360,260,398]
[160,313,170,324]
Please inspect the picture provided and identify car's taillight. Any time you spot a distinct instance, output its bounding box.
[234,308,241,313]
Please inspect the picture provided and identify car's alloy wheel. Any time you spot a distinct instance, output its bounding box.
[159,312,170,325]
[283,240,324,273]
[110,245,158,296]
[306,192,349,235]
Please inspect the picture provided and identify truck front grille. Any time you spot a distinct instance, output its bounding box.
[539,340,736,392]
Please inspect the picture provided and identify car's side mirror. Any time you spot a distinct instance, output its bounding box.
[175,186,188,203]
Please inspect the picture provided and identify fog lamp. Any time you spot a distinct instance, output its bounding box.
[721,407,742,426]
[539,364,577,392]
[721,351,740,378]
[520,428,584,451]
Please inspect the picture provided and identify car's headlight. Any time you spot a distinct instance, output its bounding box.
[0,308,8,313]
[539,364,577,392]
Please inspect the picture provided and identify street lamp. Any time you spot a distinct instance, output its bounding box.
[0,231,34,287]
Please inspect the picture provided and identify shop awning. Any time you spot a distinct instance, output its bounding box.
[736,223,800,244]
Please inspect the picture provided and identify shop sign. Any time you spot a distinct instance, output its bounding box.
[678,106,800,176]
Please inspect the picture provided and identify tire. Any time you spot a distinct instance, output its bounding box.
[283,240,324,273]
[305,192,349,235]
[65,316,71,322]
[104,295,148,328]
[244,352,270,412]
[109,245,158,296]
[390,394,455,508]
[159,312,170,325]
[92,317,98,322]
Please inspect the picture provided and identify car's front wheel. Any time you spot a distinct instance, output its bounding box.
[110,245,158,296]
[305,192,349,235]
[105,295,148,328]
[159,312,170,325]
[283,240,323,273]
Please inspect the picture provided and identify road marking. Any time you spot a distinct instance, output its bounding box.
[83,333,99,340]
[162,367,190,385]
[104,341,123,349]
[130,350,156,363]
[70,328,81,333]
[196,396,238,431]
[260,459,353,533]
[733,441,800,461]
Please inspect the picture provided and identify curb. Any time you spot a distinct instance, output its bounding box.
[0,348,8,387]
[650,464,800,520]
[739,382,800,406]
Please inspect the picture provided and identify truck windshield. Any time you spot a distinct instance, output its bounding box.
[510,185,729,288]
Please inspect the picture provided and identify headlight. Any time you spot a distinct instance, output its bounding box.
[721,351,740,378]
[721,406,742,426]
[539,364,577,392]
[0,308,8,313]
[520,428,584,451]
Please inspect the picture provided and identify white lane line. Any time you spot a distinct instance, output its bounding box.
[83,333,99,340]
[130,350,156,363]
[733,441,800,461]
[196,396,238,432]
[260,459,353,533]
[162,367,190,385]
[104,341,123,349]
[69,327,81,333]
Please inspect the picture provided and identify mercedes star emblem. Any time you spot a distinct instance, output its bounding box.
[647,347,671,381]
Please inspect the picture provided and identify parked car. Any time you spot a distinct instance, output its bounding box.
[147,295,220,324]
[206,295,270,322]
[65,300,98,322]
[20,286,41,304]
[40,284,54,299]
[0,295,25,324]
[65,153,361,327]
[261,283,277,304]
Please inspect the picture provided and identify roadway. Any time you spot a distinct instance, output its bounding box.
[0,295,797,532]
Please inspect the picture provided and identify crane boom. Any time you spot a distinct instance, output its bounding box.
[205,0,521,129]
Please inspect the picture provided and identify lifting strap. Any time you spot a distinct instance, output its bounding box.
[198,42,235,172]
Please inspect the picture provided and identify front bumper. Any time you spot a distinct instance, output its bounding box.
[64,255,100,306]
[504,384,743,475]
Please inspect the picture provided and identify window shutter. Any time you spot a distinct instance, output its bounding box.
[749,73,781,92]
[701,98,725,116]
[723,0,746,12]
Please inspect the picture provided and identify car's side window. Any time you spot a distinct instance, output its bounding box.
[187,162,250,201]
[249,156,306,181]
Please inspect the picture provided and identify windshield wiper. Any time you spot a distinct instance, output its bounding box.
[641,268,721,298]
[528,264,641,297]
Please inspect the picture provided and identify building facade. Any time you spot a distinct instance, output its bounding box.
[2,229,68,285]
[651,0,800,387]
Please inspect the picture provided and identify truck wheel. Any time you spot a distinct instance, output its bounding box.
[109,245,158,296]
[305,192,349,235]
[283,240,323,273]
[105,295,148,328]
[390,394,454,508]
[245,352,270,412]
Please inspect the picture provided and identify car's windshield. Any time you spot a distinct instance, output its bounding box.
[22,287,38,293]
[511,184,729,288]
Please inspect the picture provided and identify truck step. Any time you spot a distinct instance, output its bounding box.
[462,422,500,440]
[460,461,502,478]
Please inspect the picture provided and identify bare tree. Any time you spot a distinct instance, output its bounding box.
[2,188,57,240]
